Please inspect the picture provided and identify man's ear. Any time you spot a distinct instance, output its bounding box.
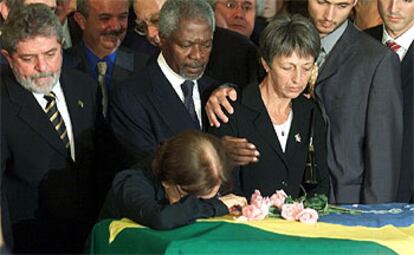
[353,0,359,8]
[158,35,165,48]
[1,49,12,67]
[73,12,87,30]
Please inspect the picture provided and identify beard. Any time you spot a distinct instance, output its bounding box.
[179,63,207,81]
[12,69,61,94]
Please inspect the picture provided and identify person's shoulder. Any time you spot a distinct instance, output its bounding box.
[113,165,155,186]
[364,24,383,41]
[112,63,153,97]
[61,67,95,87]
[293,94,318,107]
[118,46,150,65]
[348,25,390,56]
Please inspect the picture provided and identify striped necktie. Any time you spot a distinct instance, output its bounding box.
[181,80,200,129]
[44,92,70,149]
[97,61,109,117]
[386,40,401,53]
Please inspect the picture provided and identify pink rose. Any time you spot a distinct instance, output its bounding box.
[281,202,304,221]
[250,190,272,212]
[297,208,319,224]
[270,190,288,209]
[237,204,268,221]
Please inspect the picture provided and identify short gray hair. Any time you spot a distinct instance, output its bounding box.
[205,0,217,8]
[1,3,63,53]
[259,14,320,66]
[159,0,215,39]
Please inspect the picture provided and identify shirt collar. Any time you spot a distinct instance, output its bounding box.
[382,24,414,52]
[157,52,197,90]
[81,40,117,71]
[321,20,349,55]
[32,80,64,103]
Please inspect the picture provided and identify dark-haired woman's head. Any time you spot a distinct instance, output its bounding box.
[152,130,232,200]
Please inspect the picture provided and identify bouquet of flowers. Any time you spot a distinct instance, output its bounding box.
[235,189,360,224]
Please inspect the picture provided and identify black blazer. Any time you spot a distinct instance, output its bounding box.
[209,84,330,198]
[100,167,228,230]
[1,67,98,253]
[109,57,219,166]
[64,43,150,202]
[365,25,414,202]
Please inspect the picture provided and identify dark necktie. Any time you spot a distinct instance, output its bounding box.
[44,92,70,149]
[386,40,401,53]
[180,80,200,129]
[97,61,109,117]
[316,47,327,68]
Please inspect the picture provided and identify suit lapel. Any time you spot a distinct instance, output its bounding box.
[5,71,68,157]
[402,43,413,85]
[242,85,287,163]
[60,70,88,160]
[284,99,310,174]
[146,61,200,133]
[112,48,134,84]
[317,24,358,84]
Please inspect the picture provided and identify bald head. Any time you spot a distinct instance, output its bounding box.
[133,0,166,46]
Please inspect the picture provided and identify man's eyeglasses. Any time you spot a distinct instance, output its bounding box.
[216,0,254,12]
[134,14,159,36]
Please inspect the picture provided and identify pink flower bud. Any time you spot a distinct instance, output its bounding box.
[270,190,287,209]
[281,202,304,221]
[297,208,319,224]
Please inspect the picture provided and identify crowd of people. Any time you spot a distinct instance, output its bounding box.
[0,0,413,253]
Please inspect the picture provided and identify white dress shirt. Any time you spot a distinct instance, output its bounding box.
[157,53,202,128]
[33,81,75,161]
[272,111,293,153]
[382,24,414,61]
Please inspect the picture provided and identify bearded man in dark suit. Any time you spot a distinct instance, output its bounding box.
[1,4,99,253]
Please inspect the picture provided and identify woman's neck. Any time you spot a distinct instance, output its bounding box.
[260,79,292,124]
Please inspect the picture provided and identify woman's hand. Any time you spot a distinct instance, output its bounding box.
[219,194,247,214]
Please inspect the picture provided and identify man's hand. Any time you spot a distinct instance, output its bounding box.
[222,136,259,166]
[205,86,237,127]
[218,193,247,214]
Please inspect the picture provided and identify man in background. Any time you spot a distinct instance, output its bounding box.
[365,0,414,202]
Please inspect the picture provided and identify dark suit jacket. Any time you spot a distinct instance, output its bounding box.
[100,167,228,230]
[209,84,330,198]
[315,22,403,204]
[64,43,149,204]
[63,43,149,89]
[1,67,98,253]
[206,27,259,87]
[365,25,414,202]
[109,57,219,167]
[122,27,259,88]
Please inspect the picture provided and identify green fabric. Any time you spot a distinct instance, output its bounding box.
[90,219,396,254]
